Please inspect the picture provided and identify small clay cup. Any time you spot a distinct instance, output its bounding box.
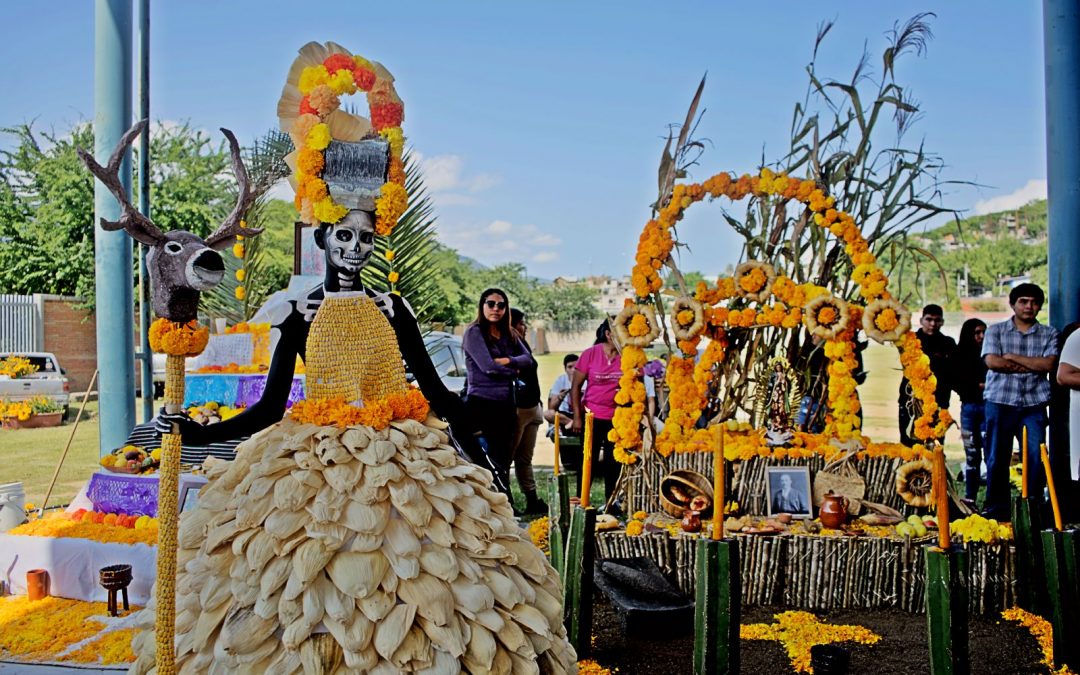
[26,569,49,601]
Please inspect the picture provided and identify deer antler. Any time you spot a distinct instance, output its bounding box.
[77,119,166,247]
[204,128,264,250]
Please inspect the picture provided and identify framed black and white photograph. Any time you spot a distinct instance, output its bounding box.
[765,466,813,517]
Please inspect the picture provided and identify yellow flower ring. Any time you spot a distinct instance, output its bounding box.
[734,260,776,303]
[614,303,661,348]
[281,43,407,237]
[803,294,850,340]
[619,167,945,458]
[671,296,707,343]
[862,298,911,344]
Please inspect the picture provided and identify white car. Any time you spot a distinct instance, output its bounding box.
[0,352,71,417]
[415,331,467,395]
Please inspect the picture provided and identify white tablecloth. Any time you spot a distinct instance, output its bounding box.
[0,534,156,604]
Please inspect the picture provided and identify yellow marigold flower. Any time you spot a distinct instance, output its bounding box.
[306,178,329,202]
[387,271,400,283]
[375,182,408,235]
[298,65,329,94]
[380,126,405,157]
[234,286,246,301]
[628,314,649,337]
[306,123,332,151]
[327,68,357,95]
[232,243,244,259]
[235,268,246,282]
[625,520,644,537]
[384,249,395,261]
[313,197,348,224]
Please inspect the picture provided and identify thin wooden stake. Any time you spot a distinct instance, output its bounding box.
[39,369,99,515]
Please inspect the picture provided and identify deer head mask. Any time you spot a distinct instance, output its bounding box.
[78,119,261,323]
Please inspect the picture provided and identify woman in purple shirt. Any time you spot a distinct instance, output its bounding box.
[462,288,536,502]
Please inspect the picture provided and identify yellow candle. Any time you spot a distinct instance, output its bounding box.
[1022,426,1029,498]
[553,412,560,477]
[581,412,594,507]
[933,447,951,550]
[712,425,725,541]
[1041,443,1064,531]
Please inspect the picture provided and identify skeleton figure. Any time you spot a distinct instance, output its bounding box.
[78,120,260,323]
[315,211,375,292]
[159,207,485,469]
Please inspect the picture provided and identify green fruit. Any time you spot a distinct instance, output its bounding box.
[896,522,915,537]
[907,514,923,526]
[913,523,928,537]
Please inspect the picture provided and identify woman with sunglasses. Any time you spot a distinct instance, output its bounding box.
[462,288,536,505]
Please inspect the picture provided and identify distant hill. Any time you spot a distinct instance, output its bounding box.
[895,199,1047,308]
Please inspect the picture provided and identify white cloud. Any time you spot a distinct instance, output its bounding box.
[413,152,501,209]
[530,233,561,247]
[974,179,1047,215]
[438,219,560,266]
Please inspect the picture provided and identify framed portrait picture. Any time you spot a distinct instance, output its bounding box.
[294,222,325,277]
[765,466,813,517]
[178,474,209,513]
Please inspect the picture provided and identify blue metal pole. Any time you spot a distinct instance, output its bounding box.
[94,0,135,455]
[136,0,153,423]
[1044,0,1080,330]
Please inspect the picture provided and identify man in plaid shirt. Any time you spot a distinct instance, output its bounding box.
[981,283,1059,520]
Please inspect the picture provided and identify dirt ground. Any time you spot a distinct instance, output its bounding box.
[588,596,1046,674]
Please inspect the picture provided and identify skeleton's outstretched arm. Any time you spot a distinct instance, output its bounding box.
[181,309,307,445]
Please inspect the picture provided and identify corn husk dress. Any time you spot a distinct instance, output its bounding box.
[129,294,578,674]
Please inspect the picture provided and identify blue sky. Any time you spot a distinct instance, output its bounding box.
[1,2,1047,280]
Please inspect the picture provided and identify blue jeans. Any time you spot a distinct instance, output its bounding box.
[959,402,986,500]
[796,395,825,433]
[983,401,1046,520]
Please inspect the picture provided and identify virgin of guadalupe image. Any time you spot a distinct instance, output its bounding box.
[125,42,576,674]
[754,356,801,447]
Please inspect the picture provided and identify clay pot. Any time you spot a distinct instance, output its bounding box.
[818,492,849,529]
[680,510,702,533]
[26,569,49,601]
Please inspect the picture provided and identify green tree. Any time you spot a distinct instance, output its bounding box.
[426,244,483,327]
[533,283,601,323]
[0,120,242,308]
[0,123,96,299]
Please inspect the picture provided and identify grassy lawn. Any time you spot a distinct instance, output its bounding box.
[0,401,104,507]
[2,345,970,510]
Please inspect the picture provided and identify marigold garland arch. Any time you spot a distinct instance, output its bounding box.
[610,168,952,466]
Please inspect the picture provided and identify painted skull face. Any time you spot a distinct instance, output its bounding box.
[324,210,375,275]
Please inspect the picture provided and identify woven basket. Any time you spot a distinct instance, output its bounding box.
[659,470,714,518]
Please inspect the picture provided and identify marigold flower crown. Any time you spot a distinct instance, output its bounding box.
[278,41,407,235]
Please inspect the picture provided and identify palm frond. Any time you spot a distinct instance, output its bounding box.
[200,129,294,322]
[360,151,443,324]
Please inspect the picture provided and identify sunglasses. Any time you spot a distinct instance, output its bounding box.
[484,300,507,310]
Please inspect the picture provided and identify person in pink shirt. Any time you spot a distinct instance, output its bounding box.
[571,320,623,505]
